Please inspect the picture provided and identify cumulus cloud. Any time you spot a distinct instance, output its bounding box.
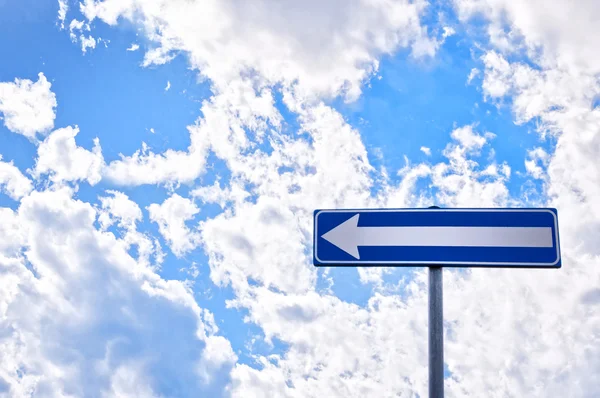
[431,131,509,207]
[377,125,510,209]
[525,147,550,179]
[80,35,97,53]
[33,126,105,186]
[0,187,236,396]
[98,190,143,231]
[148,194,201,257]
[0,207,26,256]
[229,287,429,397]
[80,0,438,101]
[193,99,380,293]
[455,0,600,74]
[82,0,443,189]
[104,78,279,186]
[103,139,207,186]
[0,156,33,200]
[69,19,98,54]
[98,190,165,271]
[0,73,57,139]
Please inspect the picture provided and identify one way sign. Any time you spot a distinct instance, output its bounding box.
[313,208,561,268]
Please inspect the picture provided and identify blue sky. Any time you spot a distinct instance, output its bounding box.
[0,0,598,397]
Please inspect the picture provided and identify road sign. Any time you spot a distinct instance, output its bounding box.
[313,208,561,268]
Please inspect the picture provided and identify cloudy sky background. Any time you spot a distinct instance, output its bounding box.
[0,0,599,396]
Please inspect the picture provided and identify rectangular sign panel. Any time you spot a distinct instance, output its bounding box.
[313,208,561,268]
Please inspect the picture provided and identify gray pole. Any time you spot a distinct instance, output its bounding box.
[428,266,444,398]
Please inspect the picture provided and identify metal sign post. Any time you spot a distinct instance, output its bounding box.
[429,266,444,398]
[313,207,561,398]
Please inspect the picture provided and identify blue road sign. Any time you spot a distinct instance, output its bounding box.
[313,208,561,268]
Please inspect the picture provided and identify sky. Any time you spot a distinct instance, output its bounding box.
[0,0,599,397]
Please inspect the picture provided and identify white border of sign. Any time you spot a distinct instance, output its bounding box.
[314,208,560,267]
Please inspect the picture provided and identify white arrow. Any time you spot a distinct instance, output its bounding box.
[321,214,554,259]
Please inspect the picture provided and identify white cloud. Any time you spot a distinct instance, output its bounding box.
[455,0,600,74]
[80,0,438,101]
[357,266,392,286]
[126,43,140,52]
[101,363,161,398]
[193,99,380,294]
[104,139,208,186]
[0,156,33,200]
[229,286,429,397]
[69,19,97,54]
[376,162,432,209]
[467,67,479,84]
[198,335,238,383]
[0,207,26,256]
[524,147,550,179]
[69,18,85,40]
[382,125,510,209]
[449,125,486,151]
[104,78,279,186]
[192,180,250,209]
[33,126,104,186]
[432,127,509,207]
[442,26,456,38]
[165,81,171,91]
[480,51,513,99]
[80,35,97,53]
[57,0,68,29]
[98,190,164,270]
[0,73,57,139]
[148,194,201,257]
[81,0,439,189]
[420,146,431,156]
[0,187,235,396]
[481,51,598,127]
[98,190,143,231]
[200,196,317,294]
